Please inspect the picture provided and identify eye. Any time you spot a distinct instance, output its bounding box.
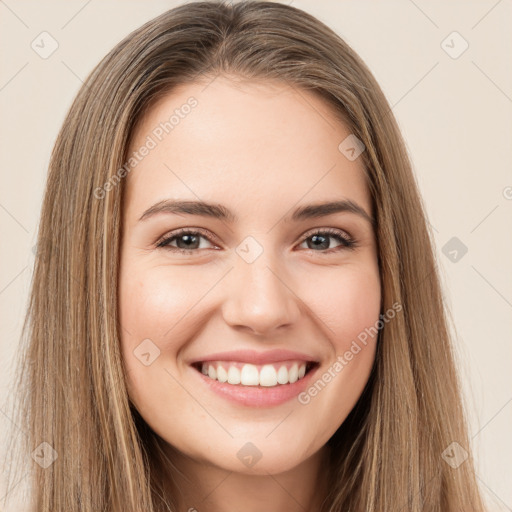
[156,228,218,254]
[297,228,357,253]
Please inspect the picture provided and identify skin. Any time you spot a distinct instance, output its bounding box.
[118,75,381,512]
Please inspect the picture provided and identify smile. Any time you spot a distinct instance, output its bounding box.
[189,349,320,407]
[194,360,315,387]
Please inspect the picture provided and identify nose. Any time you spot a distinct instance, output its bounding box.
[221,252,302,337]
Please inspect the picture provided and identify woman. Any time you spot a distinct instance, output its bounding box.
[7,1,486,510]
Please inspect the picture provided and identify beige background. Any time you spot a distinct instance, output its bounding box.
[1,1,511,510]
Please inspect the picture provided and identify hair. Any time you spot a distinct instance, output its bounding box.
[4,1,486,511]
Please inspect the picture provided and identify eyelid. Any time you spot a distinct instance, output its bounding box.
[155,227,221,249]
[301,226,353,241]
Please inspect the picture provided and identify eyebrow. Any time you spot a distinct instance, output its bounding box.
[138,199,375,226]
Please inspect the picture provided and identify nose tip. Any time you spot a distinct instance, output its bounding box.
[221,262,301,336]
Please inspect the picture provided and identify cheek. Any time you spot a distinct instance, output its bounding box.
[117,264,201,422]
[119,264,203,342]
[306,262,381,348]
[294,264,380,437]
[118,265,199,385]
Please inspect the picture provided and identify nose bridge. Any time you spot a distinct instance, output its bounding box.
[221,236,300,335]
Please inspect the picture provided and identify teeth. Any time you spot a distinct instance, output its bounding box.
[198,361,309,387]
[259,365,277,387]
[240,364,259,385]
[216,365,228,383]
[277,365,288,384]
[227,366,241,384]
[289,363,299,383]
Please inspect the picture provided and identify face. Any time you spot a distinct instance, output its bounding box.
[118,75,381,476]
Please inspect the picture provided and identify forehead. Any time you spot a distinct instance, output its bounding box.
[123,76,371,223]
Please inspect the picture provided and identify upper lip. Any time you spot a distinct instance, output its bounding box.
[189,349,319,365]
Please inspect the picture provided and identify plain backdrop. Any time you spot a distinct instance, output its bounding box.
[1,1,511,510]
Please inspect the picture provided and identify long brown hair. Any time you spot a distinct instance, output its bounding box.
[5,1,485,510]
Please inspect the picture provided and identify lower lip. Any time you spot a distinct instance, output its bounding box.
[192,365,319,408]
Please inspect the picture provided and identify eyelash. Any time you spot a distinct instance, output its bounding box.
[155,227,357,255]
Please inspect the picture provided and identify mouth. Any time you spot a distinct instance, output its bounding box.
[191,360,319,387]
[188,349,321,407]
